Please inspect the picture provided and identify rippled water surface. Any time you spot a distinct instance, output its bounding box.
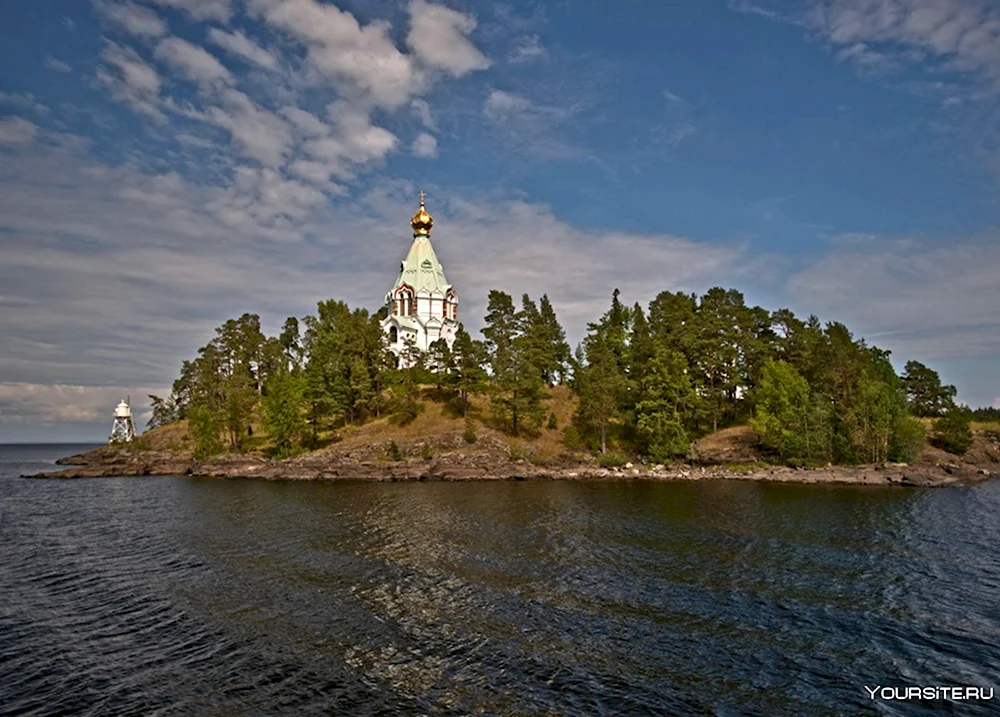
[2,444,1000,715]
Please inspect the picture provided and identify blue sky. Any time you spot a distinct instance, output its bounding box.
[1,0,999,440]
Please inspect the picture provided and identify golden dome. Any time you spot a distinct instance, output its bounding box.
[410,190,433,237]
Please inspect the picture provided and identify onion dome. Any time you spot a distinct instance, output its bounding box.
[410,190,433,237]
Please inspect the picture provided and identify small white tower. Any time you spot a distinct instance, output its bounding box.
[109,397,136,444]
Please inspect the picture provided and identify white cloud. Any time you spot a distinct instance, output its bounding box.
[733,1,1000,93]
[483,89,531,122]
[993,397,1000,409]
[154,36,232,86]
[406,0,490,77]
[198,89,294,167]
[280,106,329,137]
[248,0,421,109]
[95,1,168,38]
[0,135,749,415]
[207,28,279,70]
[97,41,164,119]
[0,117,38,146]
[147,0,232,22]
[0,383,167,426]
[509,34,547,64]
[44,56,72,73]
[787,234,1000,360]
[410,98,434,128]
[411,132,438,158]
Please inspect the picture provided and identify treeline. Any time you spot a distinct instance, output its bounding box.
[149,286,975,464]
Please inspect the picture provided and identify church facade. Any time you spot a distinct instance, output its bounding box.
[381,193,458,365]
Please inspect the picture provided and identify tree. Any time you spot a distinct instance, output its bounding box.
[263,368,307,458]
[902,360,957,417]
[452,324,488,415]
[575,332,626,454]
[146,394,177,430]
[635,347,696,461]
[931,405,973,455]
[428,338,454,389]
[482,290,545,435]
[751,359,832,464]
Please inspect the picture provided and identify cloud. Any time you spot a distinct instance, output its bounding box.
[147,0,232,23]
[0,383,167,426]
[0,91,49,116]
[44,56,72,73]
[509,34,547,64]
[482,89,580,158]
[483,89,531,121]
[787,233,1000,361]
[741,0,1000,89]
[411,132,438,158]
[95,1,168,38]
[406,0,490,76]
[196,89,294,167]
[993,397,1000,409]
[248,0,421,109]
[0,135,748,415]
[207,28,280,70]
[154,36,232,86]
[0,117,38,146]
[410,98,434,128]
[97,41,164,119]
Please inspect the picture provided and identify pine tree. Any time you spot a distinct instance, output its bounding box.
[635,347,696,461]
[452,324,488,415]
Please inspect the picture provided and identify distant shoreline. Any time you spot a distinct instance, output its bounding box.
[26,445,996,487]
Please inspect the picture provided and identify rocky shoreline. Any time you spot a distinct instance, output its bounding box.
[26,446,996,487]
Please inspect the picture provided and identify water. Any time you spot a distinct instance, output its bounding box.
[2,445,999,715]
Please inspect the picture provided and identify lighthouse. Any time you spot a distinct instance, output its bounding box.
[109,398,136,444]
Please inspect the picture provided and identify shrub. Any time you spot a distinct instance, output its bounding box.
[931,406,974,455]
[420,443,433,460]
[547,412,558,430]
[387,440,403,461]
[390,398,423,426]
[598,450,627,468]
[463,417,478,444]
[889,416,925,462]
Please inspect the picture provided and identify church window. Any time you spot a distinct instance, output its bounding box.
[389,326,398,343]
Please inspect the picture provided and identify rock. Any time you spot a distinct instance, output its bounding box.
[625,462,633,469]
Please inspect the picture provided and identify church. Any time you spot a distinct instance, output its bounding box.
[381,193,459,365]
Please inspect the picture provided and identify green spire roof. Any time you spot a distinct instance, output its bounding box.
[392,236,452,296]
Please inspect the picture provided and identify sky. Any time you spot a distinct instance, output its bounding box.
[1,0,999,441]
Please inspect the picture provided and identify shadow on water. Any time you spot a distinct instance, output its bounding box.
[2,446,999,715]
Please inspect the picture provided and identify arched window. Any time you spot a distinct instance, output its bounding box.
[389,326,398,344]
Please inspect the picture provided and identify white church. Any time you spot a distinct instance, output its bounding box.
[381,192,459,365]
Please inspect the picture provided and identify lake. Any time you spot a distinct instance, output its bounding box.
[2,444,998,715]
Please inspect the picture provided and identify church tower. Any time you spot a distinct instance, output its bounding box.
[381,192,458,365]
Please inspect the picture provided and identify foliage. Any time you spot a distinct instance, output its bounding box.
[547,412,558,430]
[635,347,696,461]
[386,440,403,462]
[146,394,178,430]
[902,360,957,417]
[463,417,478,444]
[750,360,831,464]
[420,443,433,460]
[483,291,546,435]
[597,451,628,468]
[262,368,307,458]
[931,406,974,455]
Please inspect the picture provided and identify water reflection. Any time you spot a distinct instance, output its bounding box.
[2,458,999,715]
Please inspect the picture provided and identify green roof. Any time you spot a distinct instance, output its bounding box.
[391,236,452,296]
